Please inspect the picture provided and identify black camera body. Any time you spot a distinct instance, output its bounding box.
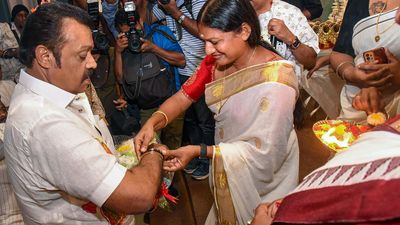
[87,0,109,54]
[124,1,143,53]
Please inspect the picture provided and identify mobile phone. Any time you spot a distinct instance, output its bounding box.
[363,47,388,64]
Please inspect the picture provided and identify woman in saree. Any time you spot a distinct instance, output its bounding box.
[133,0,300,224]
[330,0,400,124]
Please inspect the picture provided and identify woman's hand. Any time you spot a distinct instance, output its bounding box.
[163,145,198,172]
[307,55,330,79]
[352,87,383,115]
[134,122,156,157]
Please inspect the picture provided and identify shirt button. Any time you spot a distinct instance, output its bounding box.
[78,109,83,112]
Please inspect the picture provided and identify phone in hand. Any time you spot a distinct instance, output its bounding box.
[363,47,388,64]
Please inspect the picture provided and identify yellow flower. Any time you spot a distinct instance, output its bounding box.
[367,112,386,126]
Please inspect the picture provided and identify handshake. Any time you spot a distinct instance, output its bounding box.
[1,48,18,59]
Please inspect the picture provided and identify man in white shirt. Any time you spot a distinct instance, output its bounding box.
[250,0,319,78]
[4,2,163,224]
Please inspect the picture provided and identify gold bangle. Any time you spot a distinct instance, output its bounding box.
[335,61,354,81]
[152,110,169,128]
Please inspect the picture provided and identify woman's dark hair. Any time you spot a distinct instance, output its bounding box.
[197,0,261,48]
[19,2,93,68]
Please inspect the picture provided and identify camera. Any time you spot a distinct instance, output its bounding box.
[124,1,143,53]
[87,0,109,54]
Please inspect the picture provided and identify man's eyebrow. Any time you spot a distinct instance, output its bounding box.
[78,45,93,51]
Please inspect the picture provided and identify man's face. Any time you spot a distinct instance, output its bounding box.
[14,11,28,29]
[48,18,96,94]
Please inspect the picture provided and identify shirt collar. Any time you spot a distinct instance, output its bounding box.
[18,69,76,108]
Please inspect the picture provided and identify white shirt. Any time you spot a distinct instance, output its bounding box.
[259,0,320,77]
[4,70,129,224]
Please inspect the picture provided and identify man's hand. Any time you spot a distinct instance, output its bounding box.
[157,0,181,19]
[352,87,383,115]
[307,55,330,79]
[113,98,128,111]
[268,18,296,45]
[250,200,282,225]
[116,33,128,53]
[385,48,400,87]
[140,38,155,53]
[345,62,392,88]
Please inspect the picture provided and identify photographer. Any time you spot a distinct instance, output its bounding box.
[152,0,214,181]
[0,4,28,81]
[113,2,185,149]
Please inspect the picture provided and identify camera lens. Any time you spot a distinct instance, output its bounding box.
[93,31,109,52]
[128,31,142,53]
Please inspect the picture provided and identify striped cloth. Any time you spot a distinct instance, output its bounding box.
[152,0,206,77]
[0,157,24,225]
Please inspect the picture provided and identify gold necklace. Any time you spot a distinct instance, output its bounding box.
[216,47,257,114]
[375,0,396,42]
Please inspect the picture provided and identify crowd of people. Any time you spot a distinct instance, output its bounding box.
[0,0,399,224]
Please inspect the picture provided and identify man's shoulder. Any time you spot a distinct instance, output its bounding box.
[273,0,304,15]
[0,22,12,34]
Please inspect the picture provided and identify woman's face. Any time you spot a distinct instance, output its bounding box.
[199,24,249,66]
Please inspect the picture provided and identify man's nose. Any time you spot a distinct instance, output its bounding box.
[86,52,97,69]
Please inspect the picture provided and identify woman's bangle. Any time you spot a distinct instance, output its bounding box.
[335,61,354,81]
[152,110,169,128]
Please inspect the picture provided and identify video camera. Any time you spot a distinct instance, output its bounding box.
[124,1,143,53]
[87,0,109,54]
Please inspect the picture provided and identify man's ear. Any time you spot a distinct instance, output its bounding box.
[34,45,52,69]
[239,22,252,41]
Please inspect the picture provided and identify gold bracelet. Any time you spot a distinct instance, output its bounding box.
[335,61,354,81]
[152,110,169,128]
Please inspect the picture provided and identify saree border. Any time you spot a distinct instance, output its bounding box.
[205,61,298,106]
[212,145,237,225]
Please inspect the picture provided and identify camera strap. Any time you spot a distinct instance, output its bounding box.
[133,54,144,99]
[8,23,20,45]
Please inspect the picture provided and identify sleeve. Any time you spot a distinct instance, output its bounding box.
[152,4,166,21]
[190,0,207,18]
[181,55,214,102]
[29,113,127,207]
[288,5,320,54]
[102,0,119,38]
[152,25,183,54]
[304,0,323,20]
[332,0,369,57]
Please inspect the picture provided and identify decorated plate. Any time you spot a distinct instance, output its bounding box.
[312,120,370,152]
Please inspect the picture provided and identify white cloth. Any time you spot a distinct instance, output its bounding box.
[0,23,24,81]
[339,8,400,123]
[4,70,130,224]
[301,50,345,119]
[0,80,16,107]
[204,61,300,225]
[258,0,320,79]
